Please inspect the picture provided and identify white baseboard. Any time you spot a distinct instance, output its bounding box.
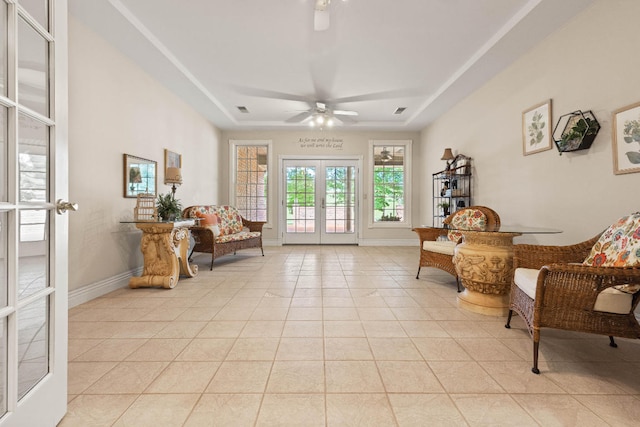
[68,267,142,308]
[264,238,416,246]
[358,239,417,246]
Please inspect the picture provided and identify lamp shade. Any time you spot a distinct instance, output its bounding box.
[165,167,182,184]
[440,148,455,161]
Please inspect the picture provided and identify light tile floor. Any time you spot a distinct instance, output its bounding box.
[61,246,640,426]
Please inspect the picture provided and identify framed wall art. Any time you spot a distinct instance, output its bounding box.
[522,99,552,156]
[164,149,183,184]
[612,101,640,175]
[124,154,157,198]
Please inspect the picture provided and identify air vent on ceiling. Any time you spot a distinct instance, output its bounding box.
[237,106,249,113]
[394,107,406,115]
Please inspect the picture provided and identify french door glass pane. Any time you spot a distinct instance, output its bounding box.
[0,3,6,96]
[19,0,49,31]
[0,317,6,416]
[17,296,49,400]
[18,210,48,300]
[286,166,315,233]
[18,114,48,202]
[0,212,6,308]
[0,107,6,202]
[18,17,49,117]
[325,166,355,234]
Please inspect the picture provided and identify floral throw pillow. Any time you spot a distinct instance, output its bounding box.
[583,212,640,293]
[584,213,640,267]
[447,209,487,242]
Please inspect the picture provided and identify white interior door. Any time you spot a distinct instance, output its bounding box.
[0,1,69,426]
[283,159,358,245]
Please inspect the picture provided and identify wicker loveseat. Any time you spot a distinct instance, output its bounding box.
[182,205,265,270]
[505,212,640,374]
[412,206,500,292]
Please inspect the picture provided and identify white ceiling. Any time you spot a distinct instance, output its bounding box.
[69,0,595,131]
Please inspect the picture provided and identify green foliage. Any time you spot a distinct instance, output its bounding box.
[156,192,182,221]
[527,111,546,146]
[623,118,640,164]
[373,166,404,221]
[560,117,598,145]
[379,213,401,221]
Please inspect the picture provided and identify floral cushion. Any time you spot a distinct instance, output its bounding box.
[447,209,487,242]
[183,205,246,237]
[583,212,640,294]
[584,213,640,267]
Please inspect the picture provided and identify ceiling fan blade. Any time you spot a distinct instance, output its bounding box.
[285,111,313,123]
[333,109,358,116]
[329,87,425,104]
[232,85,311,103]
[334,115,357,124]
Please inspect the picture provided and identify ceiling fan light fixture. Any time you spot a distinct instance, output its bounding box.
[326,117,334,127]
[316,115,325,125]
[380,147,393,162]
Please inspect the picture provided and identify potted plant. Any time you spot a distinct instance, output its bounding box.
[380,213,401,221]
[553,110,600,153]
[156,192,182,221]
[438,202,450,216]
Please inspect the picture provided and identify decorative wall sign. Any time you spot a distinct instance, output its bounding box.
[522,100,552,156]
[296,137,344,150]
[612,101,640,175]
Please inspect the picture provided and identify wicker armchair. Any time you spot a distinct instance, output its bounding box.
[412,206,500,292]
[505,234,640,374]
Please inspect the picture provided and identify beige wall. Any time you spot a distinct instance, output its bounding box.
[68,17,222,293]
[221,130,420,243]
[420,0,640,245]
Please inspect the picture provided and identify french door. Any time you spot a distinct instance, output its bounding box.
[283,159,358,245]
[0,1,69,426]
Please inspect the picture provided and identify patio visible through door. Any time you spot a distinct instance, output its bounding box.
[283,159,358,244]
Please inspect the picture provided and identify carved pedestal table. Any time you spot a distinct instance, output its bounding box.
[129,220,198,289]
[453,230,522,316]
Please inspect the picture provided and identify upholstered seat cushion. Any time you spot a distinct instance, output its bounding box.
[514,267,633,314]
[422,240,457,255]
[216,231,262,244]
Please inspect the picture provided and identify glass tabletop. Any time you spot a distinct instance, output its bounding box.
[419,224,562,234]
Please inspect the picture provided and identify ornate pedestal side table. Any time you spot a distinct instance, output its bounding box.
[452,226,560,316]
[127,220,198,289]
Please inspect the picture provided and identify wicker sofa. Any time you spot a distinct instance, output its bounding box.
[182,205,265,270]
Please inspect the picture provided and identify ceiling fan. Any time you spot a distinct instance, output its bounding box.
[286,101,358,127]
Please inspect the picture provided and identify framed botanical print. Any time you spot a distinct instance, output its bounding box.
[522,99,552,156]
[612,101,640,175]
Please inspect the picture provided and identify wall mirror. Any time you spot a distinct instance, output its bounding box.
[123,154,157,198]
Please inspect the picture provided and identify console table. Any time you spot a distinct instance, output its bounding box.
[126,220,198,289]
[452,225,560,316]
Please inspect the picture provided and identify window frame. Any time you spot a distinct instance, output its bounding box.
[368,139,412,228]
[229,140,272,227]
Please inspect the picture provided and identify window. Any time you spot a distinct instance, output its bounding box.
[370,140,412,227]
[230,140,270,223]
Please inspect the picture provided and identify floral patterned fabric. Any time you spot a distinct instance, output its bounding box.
[583,212,640,294]
[447,209,487,242]
[216,231,261,244]
[183,205,246,236]
[584,213,640,267]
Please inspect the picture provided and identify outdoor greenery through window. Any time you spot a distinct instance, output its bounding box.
[372,143,408,224]
[234,143,268,222]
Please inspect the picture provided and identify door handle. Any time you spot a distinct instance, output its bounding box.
[321,198,325,209]
[56,199,79,215]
